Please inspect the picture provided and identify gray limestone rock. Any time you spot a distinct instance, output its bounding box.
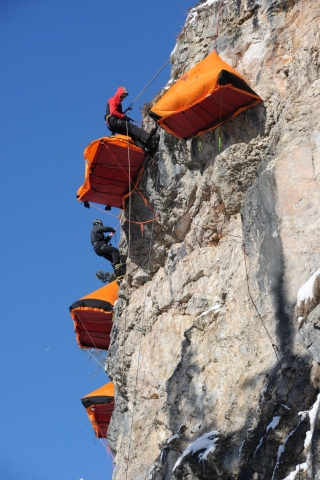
[103,0,320,478]
[297,305,320,365]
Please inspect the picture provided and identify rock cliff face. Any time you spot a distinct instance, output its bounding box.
[106,0,320,478]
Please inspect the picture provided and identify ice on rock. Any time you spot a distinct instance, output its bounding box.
[254,416,281,454]
[297,268,320,308]
[173,431,219,471]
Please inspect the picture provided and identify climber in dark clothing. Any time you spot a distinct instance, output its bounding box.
[105,86,159,152]
[91,219,125,276]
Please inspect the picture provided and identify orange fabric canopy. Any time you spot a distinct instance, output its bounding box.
[69,281,118,350]
[76,135,145,209]
[149,50,261,139]
[81,382,114,438]
[79,281,118,304]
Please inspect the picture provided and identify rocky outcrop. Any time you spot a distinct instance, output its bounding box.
[106,0,320,478]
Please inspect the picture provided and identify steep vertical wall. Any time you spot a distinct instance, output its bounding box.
[106,0,320,478]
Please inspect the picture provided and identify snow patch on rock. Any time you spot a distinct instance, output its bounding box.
[281,462,308,480]
[166,433,180,444]
[297,268,320,308]
[254,416,281,454]
[304,392,320,449]
[173,431,219,471]
[196,304,221,319]
[185,0,221,27]
[271,420,301,480]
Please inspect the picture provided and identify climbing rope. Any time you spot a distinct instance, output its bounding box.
[213,1,225,51]
[89,200,155,236]
[157,219,304,474]
[124,58,170,113]
[83,346,106,370]
[217,89,223,151]
[124,159,160,480]
[242,243,304,477]
[74,311,107,370]
[89,203,121,221]
[120,121,133,400]
[101,141,152,208]
[96,140,158,234]
[122,123,134,477]
[242,244,298,408]
[89,409,114,447]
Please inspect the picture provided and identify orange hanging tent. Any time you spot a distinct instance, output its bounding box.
[76,135,146,209]
[69,281,118,351]
[81,382,114,438]
[149,50,261,140]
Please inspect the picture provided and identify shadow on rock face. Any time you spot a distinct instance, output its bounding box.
[151,322,315,480]
[242,167,293,355]
[149,163,316,479]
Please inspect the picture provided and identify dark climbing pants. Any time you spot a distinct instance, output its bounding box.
[95,244,120,266]
[108,117,150,149]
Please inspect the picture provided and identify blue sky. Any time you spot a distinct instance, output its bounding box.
[0,1,196,479]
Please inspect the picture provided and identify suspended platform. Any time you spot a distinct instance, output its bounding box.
[76,135,146,209]
[81,382,114,438]
[149,50,261,140]
[69,281,118,351]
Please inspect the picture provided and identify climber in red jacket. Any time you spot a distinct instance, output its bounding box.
[105,86,159,152]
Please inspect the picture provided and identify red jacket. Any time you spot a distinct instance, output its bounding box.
[107,86,128,119]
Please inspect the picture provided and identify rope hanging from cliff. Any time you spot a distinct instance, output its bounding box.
[242,244,299,405]
[103,141,155,212]
[120,123,133,390]
[242,243,304,478]
[100,139,158,235]
[118,130,134,479]
[124,161,160,480]
[213,1,225,51]
[124,58,170,113]
[74,311,107,370]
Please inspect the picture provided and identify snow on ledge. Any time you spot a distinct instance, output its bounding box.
[173,431,219,471]
[166,433,180,445]
[284,393,320,479]
[254,416,281,454]
[185,0,222,27]
[296,268,320,308]
[281,462,308,480]
[303,392,320,449]
[272,420,301,480]
[196,304,221,319]
[201,0,221,6]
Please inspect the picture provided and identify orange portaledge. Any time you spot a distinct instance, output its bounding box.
[76,135,146,209]
[149,50,262,140]
[69,281,118,351]
[81,382,115,438]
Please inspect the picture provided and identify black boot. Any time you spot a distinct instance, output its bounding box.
[113,263,126,277]
[149,125,158,137]
[146,133,160,153]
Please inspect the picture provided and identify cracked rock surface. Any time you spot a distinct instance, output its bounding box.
[105,0,320,478]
